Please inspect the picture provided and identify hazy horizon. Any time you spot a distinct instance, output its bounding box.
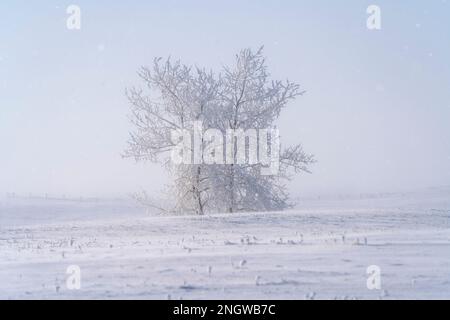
[1,0,449,198]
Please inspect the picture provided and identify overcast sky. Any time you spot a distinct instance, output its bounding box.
[0,0,449,197]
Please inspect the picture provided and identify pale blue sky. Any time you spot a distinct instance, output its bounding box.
[0,0,449,197]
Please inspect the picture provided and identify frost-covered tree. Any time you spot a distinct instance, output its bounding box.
[125,59,220,215]
[125,47,315,215]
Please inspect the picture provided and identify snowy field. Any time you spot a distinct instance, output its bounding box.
[1,188,450,300]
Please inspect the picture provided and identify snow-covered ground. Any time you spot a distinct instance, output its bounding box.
[1,188,449,300]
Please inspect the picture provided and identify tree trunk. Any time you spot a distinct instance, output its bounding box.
[229,164,234,213]
[196,166,204,215]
